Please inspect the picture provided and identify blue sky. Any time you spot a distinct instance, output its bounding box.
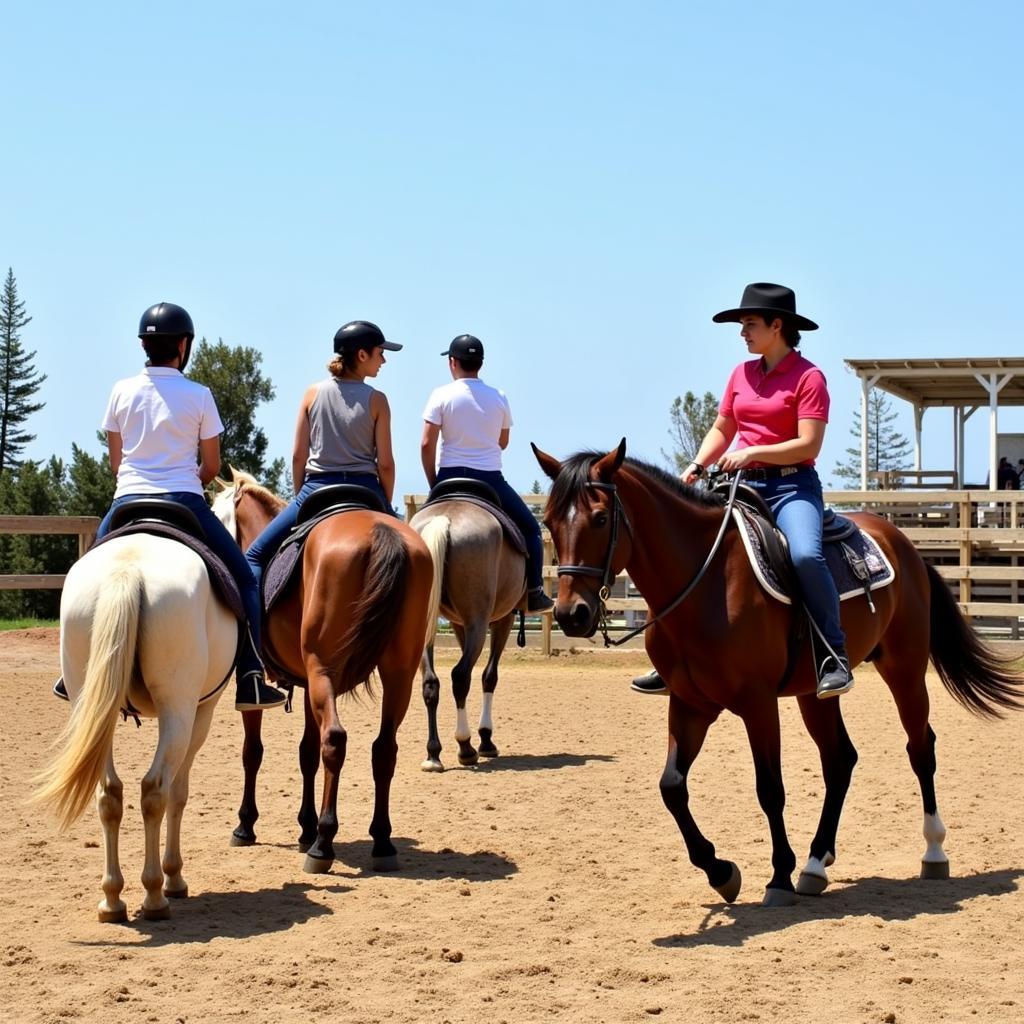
[4,1,1022,498]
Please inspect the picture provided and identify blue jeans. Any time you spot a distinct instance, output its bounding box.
[435,466,544,590]
[245,471,389,596]
[98,491,263,677]
[744,467,846,652]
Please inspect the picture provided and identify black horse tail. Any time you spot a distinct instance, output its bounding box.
[927,562,1024,719]
[339,521,410,694]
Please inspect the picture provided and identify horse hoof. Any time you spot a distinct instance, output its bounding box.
[421,759,445,773]
[921,859,950,880]
[298,840,312,854]
[457,752,479,766]
[372,854,400,872]
[762,887,798,908]
[478,744,499,758]
[303,854,334,875]
[143,903,171,921]
[796,871,828,896]
[163,885,188,899]
[229,833,256,847]
[713,862,742,903]
[98,903,128,924]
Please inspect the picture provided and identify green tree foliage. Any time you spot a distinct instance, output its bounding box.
[662,391,718,472]
[187,338,276,481]
[832,388,912,488]
[0,268,47,470]
[65,442,114,515]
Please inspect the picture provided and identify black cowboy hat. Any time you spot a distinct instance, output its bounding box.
[712,282,818,332]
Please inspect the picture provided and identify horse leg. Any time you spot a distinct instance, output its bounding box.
[97,755,127,923]
[303,664,346,874]
[163,701,217,899]
[369,658,414,871]
[740,699,798,906]
[231,709,264,846]
[297,686,320,852]
[794,694,859,895]
[659,697,742,902]
[452,621,487,766]
[478,612,515,758]
[420,642,445,772]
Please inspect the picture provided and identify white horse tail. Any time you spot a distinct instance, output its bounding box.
[34,564,143,829]
[419,515,451,647]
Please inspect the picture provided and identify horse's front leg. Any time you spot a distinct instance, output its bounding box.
[297,685,320,851]
[478,612,515,759]
[303,663,345,874]
[420,643,444,772]
[452,622,487,766]
[741,698,798,906]
[660,697,741,902]
[97,755,127,923]
[231,708,264,846]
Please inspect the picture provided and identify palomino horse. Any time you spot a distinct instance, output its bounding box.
[534,440,1024,906]
[212,472,433,873]
[34,532,237,921]
[410,495,527,770]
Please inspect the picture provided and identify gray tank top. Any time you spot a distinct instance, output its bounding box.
[305,378,378,476]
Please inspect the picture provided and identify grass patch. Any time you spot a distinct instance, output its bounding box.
[0,618,58,631]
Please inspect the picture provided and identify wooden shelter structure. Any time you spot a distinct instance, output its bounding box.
[844,357,1024,490]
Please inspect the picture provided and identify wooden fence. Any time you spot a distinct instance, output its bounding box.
[0,516,99,591]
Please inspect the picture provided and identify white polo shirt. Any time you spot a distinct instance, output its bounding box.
[101,366,224,497]
[422,378,512,472]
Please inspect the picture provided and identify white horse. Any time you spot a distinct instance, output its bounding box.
[34,532,237,922]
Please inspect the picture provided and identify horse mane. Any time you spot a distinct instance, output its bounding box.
[229,467,286,515]
[548,450,725,519]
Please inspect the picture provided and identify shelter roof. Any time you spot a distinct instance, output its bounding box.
[844,357,1024,408]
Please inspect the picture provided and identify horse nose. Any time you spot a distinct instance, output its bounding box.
[556,598,594,637]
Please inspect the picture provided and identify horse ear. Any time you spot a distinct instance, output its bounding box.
[532,442,562,481]
[594,438,627,482]
[210,476,227,493]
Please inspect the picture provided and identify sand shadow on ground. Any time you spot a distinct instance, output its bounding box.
[654,868,1023,948]
[325,835,518,881]
[470,752,616,773]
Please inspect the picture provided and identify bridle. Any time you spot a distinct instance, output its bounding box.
[555,471,745,647]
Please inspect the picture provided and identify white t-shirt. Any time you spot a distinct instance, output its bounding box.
[422,378,512,472]
[101,366,224,497]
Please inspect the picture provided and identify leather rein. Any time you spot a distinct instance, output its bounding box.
[557,472,745,647]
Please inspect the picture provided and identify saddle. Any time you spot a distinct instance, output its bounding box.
[421,478,527,556]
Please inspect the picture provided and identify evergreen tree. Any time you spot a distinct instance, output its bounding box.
[832,388,912,487]
[662,391,718,473]
[0,268,47,470]
[65,441,114,515]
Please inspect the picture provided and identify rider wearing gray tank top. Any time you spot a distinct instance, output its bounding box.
[305,378,378,476]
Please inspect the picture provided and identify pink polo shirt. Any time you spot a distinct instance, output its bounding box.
[719,350,829,467]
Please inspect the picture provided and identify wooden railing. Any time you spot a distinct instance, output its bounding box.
[0,516,100,590]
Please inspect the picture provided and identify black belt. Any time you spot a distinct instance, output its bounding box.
[743,465,804,481]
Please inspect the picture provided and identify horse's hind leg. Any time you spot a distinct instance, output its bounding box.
[303,663,346,874]
[794,694,859,895]
[420,642,445,772]
[452,621,487,766]
[478,612,515,758]
[163,701,217,899]
[297,686,320,852]
[97,755,127,923]
[231,709,264,846]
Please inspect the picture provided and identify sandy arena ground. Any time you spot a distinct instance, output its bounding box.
[1,627,1022,1024]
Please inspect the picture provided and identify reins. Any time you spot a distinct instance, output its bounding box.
[557,470,744,647]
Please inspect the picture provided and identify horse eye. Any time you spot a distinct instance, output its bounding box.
[594,512,608,528]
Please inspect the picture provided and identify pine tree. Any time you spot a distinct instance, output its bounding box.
[662,391,718,473]
[832,388,912,487]
[0,268,47,470]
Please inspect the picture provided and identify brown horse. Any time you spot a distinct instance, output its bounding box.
[534,440,1024,906]
[212,472,433,873]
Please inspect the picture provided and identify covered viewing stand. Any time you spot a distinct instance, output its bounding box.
[844,357,1024,490]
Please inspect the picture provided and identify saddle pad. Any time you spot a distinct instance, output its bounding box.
[731,509,895,605]
[93,521,245,621]
[420,494,527,556]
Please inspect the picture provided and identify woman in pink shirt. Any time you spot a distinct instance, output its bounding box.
[638,283,851,698]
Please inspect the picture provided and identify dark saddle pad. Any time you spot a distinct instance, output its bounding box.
[263,484,388,614]
[421,480,527,557]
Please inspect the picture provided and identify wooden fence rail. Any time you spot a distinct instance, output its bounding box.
[0,516,100,591]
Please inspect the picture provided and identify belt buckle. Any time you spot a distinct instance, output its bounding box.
[781,466,798,477]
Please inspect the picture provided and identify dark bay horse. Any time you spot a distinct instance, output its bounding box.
[534,440,1024,906]
[410,498,527,770]
[212,472,433,873]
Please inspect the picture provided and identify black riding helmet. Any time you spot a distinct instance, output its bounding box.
[138,302,196,371]
[333,320,403,355]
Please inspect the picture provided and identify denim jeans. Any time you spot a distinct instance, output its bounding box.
[435,466,544,590]
[98,491,263,677]
[743,467,846,652]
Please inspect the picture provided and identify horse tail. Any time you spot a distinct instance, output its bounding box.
[34,564,142,828]
[418,515,450,647]
[339,521,412,692]
[926,562,1024,719]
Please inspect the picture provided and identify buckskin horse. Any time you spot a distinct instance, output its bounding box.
[212,471,432,873]
[410,481,528,771]
[34,523,238,921]
[534,439,1024,906]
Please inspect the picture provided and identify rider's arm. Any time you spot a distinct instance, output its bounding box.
[106,431,123,478]
[371,391,395,504]
[420,421,440,488]
[682,415,736,483]
[291,387,316,496]
[198,436,221,486]
[719,419,825,470]
[498,427,510,450]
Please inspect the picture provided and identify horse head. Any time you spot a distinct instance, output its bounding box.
[211,468,284,551]
[533,439,632,637]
